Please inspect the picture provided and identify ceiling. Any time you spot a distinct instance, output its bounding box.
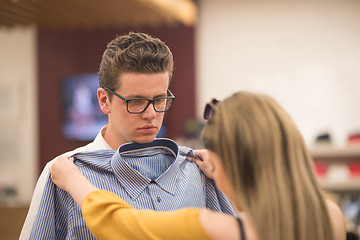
[0,0,197,30]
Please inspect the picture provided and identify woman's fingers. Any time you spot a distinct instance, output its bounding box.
[190,149,215,179]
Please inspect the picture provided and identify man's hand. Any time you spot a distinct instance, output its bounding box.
[187,149,215,179]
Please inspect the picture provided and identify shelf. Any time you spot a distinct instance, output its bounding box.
[318,178,360,192]
[310,145,360,162]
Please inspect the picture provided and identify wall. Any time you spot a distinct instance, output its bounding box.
[196,0,360,147]
[0,26,37,204]
[38,26,196,171]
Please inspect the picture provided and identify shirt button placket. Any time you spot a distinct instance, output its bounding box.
[148,181,162,210]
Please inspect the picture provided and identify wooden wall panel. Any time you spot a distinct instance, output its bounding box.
[37,26,196,172]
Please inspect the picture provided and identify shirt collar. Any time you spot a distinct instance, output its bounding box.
[95,125,112,150]
[111,138,181,200]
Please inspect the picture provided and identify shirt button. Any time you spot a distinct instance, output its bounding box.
[156,197,161,202]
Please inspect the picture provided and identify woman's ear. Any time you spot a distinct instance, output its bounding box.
[97,88,110,114]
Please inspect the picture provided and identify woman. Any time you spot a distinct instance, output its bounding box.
[50,91,346,240]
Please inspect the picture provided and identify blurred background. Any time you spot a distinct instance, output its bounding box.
[0,0,360,238]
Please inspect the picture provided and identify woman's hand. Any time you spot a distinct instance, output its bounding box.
[49,154,98,208]
[49,155,82,192]
[187,149,215,179]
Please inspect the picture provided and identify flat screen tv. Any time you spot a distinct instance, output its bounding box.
[61,73,107,141]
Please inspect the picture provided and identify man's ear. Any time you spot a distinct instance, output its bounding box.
[97,88,110,114]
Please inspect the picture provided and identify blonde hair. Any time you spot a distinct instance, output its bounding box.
[202,91,334,240]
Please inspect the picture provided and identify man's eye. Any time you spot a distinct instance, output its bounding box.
[129,99,147,106]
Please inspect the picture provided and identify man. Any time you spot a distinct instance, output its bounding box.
[20,32,234,239]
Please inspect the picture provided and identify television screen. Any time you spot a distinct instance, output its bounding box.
[61,73,107,141]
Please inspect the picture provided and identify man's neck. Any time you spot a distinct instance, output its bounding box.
[101,125,127,150]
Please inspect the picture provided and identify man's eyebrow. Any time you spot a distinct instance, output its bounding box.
[127,92,167,99]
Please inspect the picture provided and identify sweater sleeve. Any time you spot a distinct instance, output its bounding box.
[82,190,212,240]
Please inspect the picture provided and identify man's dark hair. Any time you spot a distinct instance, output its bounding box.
[99,32,174,100]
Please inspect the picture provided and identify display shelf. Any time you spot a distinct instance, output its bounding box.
[311,145,360,192]
[311,145,360,162]
[310,145,360,237]
[318,178,360,192]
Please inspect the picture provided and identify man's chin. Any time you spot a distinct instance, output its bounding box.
[133,135,157,144]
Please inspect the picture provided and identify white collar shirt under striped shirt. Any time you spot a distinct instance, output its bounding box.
[30,138,235,239]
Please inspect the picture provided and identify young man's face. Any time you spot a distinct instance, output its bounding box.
[100,72,170,147]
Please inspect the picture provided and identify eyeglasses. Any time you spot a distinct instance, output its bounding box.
[203,98,219,120]
[104,87,175,114]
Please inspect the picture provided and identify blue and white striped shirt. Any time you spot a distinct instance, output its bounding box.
[30,138,235,239]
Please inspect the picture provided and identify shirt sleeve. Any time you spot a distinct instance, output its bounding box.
[19,162,52,240]
[28,172,58,239]
[205,178,237,216]
[82,190,213,240]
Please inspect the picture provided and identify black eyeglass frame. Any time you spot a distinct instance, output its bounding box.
[104,87,175,114]
[203,98,219,120]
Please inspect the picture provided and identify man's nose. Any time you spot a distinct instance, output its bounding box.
[142,102,157,118]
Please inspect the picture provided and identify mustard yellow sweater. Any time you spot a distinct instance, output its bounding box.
[82,190,212,240]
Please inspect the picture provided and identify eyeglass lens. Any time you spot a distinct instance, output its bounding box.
[127,98,173,113]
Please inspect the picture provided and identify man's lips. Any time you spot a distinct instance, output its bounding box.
[138,125,157,133]
[139,124,156,129]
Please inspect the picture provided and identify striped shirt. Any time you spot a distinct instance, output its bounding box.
[30,138,235,239]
